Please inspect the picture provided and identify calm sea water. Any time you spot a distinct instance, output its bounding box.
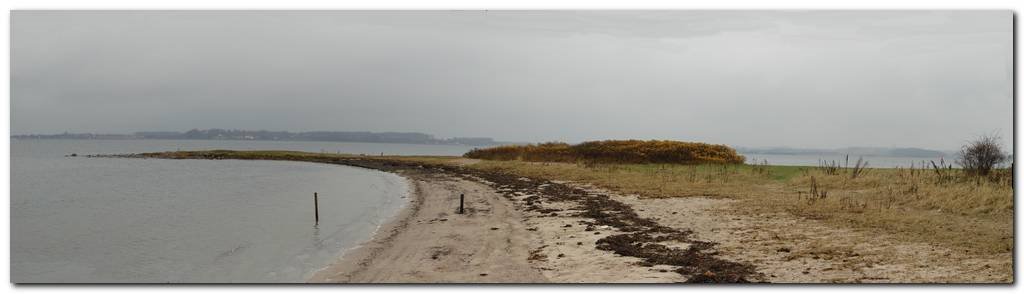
[9,139,477,283]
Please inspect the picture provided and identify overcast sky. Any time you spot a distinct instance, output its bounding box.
[11,11,1012,150]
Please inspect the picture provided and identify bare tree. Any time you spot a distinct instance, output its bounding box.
[957,134,1007,176]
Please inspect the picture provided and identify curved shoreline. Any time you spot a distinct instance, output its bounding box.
[125,151,762,283]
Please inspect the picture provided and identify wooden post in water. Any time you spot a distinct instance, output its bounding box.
[314,192,319,225]
[458,193,464,214]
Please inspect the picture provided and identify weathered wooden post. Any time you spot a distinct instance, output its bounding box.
[458,193,464,214]
[314,192,319,225]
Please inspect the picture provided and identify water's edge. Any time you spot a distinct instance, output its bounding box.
[104,155,419,282]
[303,173,417,282]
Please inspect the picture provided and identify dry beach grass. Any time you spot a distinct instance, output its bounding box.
[459,159,1012,256]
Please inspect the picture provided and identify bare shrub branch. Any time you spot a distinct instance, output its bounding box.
[957,134,1007,176]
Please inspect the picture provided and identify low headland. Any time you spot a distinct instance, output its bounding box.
[117,140,1013,283]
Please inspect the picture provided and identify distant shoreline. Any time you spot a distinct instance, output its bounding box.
[12,129,522,147]
[12,136,503,147]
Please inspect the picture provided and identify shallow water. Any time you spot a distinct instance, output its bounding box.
[10,139,425,283]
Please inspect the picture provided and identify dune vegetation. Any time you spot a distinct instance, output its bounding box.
[454,157,1013,255]
[458,136,1013,255]
[464,140,746,165]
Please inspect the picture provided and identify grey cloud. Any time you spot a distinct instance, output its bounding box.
[11,10,1013,150]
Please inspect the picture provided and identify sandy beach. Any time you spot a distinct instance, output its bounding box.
[307,158,1011,283]
[307,167,688,283]
[307,159,758,283]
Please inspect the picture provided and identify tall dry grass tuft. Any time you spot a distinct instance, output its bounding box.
[818,159,841,175]
[784,162,1013,253]
[849,157,869,179]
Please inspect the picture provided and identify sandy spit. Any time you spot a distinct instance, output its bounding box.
[306,167,692,283]
[132,153,707,283]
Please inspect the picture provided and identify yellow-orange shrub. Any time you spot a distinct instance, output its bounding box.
[464,140,745,164]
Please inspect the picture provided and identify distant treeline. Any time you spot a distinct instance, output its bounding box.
[464,140,746,164]
[13,129,507,146]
